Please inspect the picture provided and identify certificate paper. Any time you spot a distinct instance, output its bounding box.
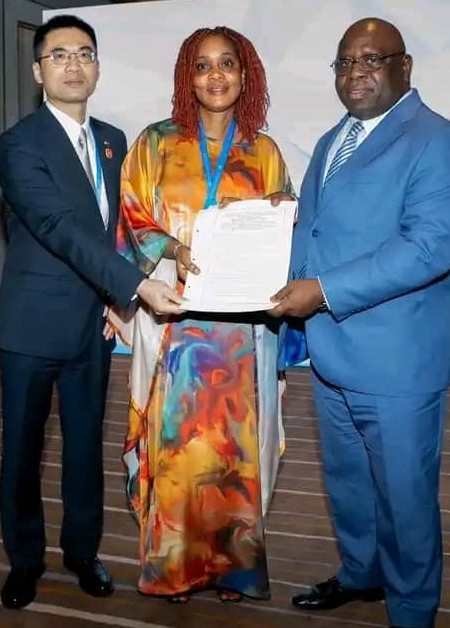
[183,199,296,312]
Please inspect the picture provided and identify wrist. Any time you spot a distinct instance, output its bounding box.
[316,277,329,312]
[136,278,147,297]
[173,242,184,257]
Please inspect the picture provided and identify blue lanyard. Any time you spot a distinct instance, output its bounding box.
[199,117,236,208]
[93,141,104,206]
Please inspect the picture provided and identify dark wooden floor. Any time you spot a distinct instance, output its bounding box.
[0,356,448,627]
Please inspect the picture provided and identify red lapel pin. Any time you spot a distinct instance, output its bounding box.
[103,140,113,159]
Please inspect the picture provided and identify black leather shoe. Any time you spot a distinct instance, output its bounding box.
[1,564,45,609]
[292,576,384,611]
[63,556,114,597]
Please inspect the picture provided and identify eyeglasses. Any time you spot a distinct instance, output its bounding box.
[331,51,405,75]
[38,48,97,66]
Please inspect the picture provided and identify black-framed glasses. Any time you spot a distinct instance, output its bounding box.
[38,48,97,66]
[331,51,405,75]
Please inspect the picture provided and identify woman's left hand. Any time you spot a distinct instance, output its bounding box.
[103,319,116,340]
[175,245,200,283]
[218,197,242,208]
[219,192,296,209]
[264,191,297,206]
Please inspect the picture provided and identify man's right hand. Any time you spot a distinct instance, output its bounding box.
[136,278,185,315]
[268,279,324,318]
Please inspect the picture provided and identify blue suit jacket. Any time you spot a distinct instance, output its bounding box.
[289,89,450,394]
[0,104,143,359]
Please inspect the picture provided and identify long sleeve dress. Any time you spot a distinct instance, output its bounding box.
[117,119,293,598]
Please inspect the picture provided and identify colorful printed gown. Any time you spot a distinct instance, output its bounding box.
[117,119,293,598]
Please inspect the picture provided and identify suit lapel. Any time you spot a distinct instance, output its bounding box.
[319,90,423,211]
[302,119,347,225]
[37,105,105,231]
[91,119,120,239]
[317,117,348,200]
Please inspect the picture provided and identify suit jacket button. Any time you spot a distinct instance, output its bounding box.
[312,229,319,237]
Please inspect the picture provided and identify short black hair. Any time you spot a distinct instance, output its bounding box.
[33,15,97,61]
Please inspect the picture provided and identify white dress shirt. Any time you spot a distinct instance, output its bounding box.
[46,101,109,228]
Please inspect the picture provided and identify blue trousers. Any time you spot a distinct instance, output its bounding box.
[311,369,445,628]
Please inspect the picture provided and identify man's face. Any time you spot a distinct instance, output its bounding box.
[32,27,99,109]
[334,27,411,120]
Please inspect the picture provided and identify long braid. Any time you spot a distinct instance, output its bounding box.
[172,26,269,141]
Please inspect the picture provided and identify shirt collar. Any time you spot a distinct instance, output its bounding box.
[350,88,413,134]
[46,101,91,146]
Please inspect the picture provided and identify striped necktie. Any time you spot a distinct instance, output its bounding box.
[324,120,364,186]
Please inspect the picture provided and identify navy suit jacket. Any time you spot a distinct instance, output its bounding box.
[0,104,143,359]
[288,89,450,394]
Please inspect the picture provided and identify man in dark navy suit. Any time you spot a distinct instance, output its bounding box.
[0,15,184,610]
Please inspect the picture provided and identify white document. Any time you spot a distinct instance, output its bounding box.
[183,199,296,312]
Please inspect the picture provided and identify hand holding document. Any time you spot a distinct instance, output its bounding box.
[183,199,297,312]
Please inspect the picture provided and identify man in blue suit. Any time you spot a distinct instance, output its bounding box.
[270,18,450,628]
[0,15,184,610]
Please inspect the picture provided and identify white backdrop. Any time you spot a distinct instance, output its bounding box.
[45,0,450,188]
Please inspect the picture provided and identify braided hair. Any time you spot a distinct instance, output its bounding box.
[172,26,269,141]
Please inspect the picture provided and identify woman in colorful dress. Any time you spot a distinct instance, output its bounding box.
[117,26,293,603]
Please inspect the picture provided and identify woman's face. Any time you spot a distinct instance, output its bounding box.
[192,34,244,114]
